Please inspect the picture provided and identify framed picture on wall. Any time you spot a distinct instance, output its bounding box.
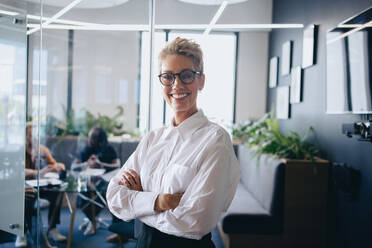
[281,40,292,76]
[302,24,318,68]
[269,57,278,88]
[276,85,290,119]
[290,66,302,103]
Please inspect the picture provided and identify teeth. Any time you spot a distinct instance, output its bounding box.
[172,93,188,99]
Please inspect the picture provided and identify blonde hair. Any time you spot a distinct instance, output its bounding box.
[158,37,204,73]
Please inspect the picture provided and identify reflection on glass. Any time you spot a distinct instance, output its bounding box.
[348,30,371,113]
[326,32,350,114]
[326,7,372,114]
[0,11,27,235]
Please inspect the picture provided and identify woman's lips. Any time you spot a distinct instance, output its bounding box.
[169,93,190,100]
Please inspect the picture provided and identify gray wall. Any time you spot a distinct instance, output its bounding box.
[236,32,269,122]
[267,0,372,247]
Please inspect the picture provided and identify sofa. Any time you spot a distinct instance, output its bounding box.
[219,144,329,248]
[44,136,139,169]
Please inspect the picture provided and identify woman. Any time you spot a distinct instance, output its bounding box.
[21,123,66,246]
[107,37,240,248]
[74,126,120,235]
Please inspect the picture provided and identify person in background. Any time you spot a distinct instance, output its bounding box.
[16,123,66,247]
[107,37,240,248]
[74,126,120,235]
[14,187,36,248]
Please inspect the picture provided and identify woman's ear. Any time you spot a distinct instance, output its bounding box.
[198,74,205,91]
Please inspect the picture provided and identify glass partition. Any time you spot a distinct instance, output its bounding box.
[0,3,27,236]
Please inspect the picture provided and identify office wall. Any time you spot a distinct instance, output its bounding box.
[267,0,372,247]
[236,32,269,122]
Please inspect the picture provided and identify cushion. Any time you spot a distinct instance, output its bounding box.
[238,145,284,213]
[225,183,268,215]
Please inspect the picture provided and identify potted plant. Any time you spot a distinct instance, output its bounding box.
[232,112,330,248]
[232,112,319,161]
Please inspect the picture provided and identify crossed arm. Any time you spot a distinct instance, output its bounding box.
[119,169,183,212]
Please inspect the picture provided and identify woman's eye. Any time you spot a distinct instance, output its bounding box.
[181,72,193,80]
[163,74,173,81]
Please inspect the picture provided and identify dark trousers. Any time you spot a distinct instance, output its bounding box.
[24,195,36,232]
[79,179,107,222]
[39,190,62,229]
[136,221,215,248]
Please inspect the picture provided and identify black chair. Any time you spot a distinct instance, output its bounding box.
[0,230,15,245]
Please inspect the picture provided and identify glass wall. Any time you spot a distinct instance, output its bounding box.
[0,2,28,236]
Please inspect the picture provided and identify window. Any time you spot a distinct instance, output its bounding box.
[140,31,237,131]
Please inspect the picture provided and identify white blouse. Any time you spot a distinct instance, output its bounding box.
[107,109,240,240]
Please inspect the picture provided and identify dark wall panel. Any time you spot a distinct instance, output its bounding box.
[268,0,372,248]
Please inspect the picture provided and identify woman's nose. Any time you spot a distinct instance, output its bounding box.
[172,75,183,88]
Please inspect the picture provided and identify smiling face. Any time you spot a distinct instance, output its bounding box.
[161,54,205,119]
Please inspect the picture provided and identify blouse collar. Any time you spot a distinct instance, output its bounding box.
[169,109,208,141]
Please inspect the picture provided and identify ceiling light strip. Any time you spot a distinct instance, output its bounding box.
[203,0,228,36]
[0,9,19,16]
[155,24,207,30]
[27,14,98,26]
[26,23,304,32]
[156,24,303,30]
[214,24,304,29]
[327,20,372,44]
[27,0,84,35]
[337,23,372,28]
[27,24,149,31]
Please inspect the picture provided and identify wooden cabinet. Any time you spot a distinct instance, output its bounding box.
[219,159,330,248]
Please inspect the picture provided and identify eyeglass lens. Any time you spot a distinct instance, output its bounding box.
[159,70,196,85]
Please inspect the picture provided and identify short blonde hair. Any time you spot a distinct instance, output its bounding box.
[158,37,204,73]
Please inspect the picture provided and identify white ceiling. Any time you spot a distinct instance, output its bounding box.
[23,0,131,9]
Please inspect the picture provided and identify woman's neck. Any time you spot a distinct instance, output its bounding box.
[173,108,198,126]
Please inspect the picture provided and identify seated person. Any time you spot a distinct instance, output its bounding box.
[73,126,120,235]
[19,123,67,246]
[15,187,36,248]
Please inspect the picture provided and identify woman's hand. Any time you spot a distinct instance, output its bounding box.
[154,193,184,212]
[54,162,65,171]
[118,169,143,191]
[88,155,99,168]
[39,164,54,176]
[25,187,36,199]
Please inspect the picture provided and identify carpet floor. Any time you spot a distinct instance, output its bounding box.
[0,208,225,248]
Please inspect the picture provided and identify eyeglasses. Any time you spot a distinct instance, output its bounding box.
[158,69,202,86]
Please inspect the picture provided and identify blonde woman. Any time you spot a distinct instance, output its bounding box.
[107,37,240,248]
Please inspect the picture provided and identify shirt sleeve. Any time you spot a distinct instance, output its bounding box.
[153,131,240,239]
[40,145,56,164]
[106,135,159,221]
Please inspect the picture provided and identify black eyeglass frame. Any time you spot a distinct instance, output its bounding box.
[158,69,202,86]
